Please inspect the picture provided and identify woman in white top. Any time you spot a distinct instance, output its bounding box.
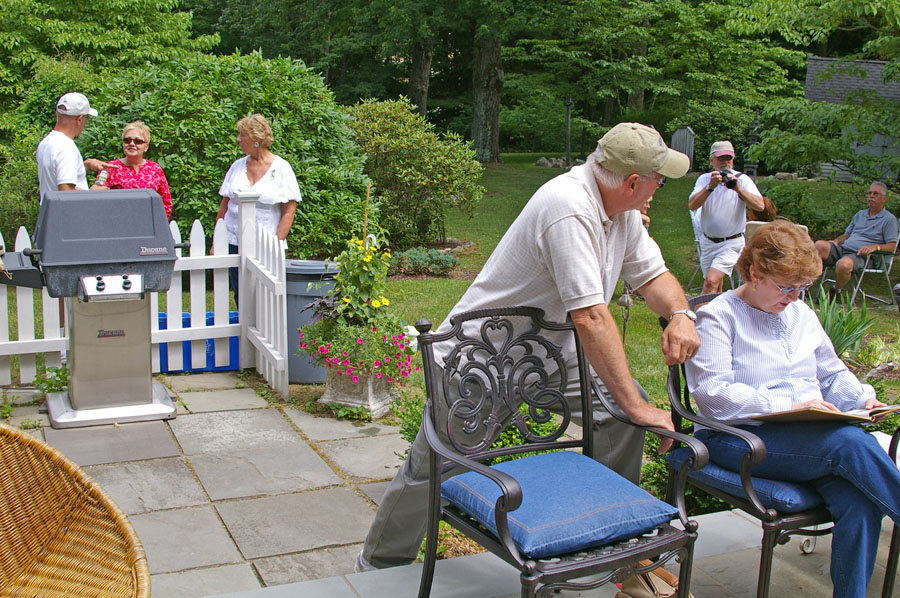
[216,114,301,307]
[685,220,900,598]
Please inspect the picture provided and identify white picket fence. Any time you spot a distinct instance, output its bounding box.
[0,191,289,397]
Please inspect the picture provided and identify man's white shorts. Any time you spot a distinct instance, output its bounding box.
[699,235,744,277]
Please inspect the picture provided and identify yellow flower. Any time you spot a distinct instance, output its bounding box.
[380,296,390,306]
[363,253,372,262]
[384,252,392,259]
[371,299,382,308]
[342,297,351,303]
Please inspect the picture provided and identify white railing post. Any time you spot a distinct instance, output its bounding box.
[236,190,260,369]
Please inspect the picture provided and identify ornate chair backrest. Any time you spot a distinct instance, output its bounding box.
[416,307,592,467]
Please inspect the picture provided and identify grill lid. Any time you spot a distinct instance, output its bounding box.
[32,189,177,297]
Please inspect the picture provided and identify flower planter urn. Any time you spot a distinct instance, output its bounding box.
[318,367,396,419]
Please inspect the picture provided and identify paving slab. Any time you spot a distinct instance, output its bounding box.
[253,544,362,586]
[190,443,341,500]
[360,481,390,505]
[84,457,207,514]
[164,371,242,393]
[151,564,262,598]
[180,388,269,412]
[130,505,243,574]
[169,409,300,455]
[284,407,401,441]
[215,487,373,559]
[7,404,50,429]
[217,576,358,598]
[317,434,408,481]
[348,552,524,598]
[43,420,179,466]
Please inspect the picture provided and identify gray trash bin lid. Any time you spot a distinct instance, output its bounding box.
[286,259,339,278]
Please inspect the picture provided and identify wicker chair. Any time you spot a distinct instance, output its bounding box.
[0,424,150,597]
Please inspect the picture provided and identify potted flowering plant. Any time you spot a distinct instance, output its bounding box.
[298,234,418,418]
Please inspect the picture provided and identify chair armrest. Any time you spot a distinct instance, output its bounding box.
[421,407,524,513]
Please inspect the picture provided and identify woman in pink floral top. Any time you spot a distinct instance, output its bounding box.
[93,121,172,219]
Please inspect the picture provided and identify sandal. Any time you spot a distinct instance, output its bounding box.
[615,560,692,598]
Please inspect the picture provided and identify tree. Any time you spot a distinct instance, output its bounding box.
[734,0,900,185]
[0,0,217,110]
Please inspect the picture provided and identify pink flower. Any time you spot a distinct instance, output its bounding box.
[373,360,381,368]
[342,351,348,357]
[299,342,307,349]
[343,360,350,366]
[318,345,329,354]
[376,372,383,379]
[372,326,377,331]
[352,375,359,382]
[385,357,391,363]
[357,338,364,344]
[387,377,393,383]
[346,368,353,375]
[298,332,304,338]
[336,371,343,376]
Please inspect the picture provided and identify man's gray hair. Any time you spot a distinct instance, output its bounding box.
[588,145,655,188]
[871,181,888,196]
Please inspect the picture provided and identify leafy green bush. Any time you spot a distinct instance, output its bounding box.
[756,181,860,239]
[345,98,484,250]
[73,52,370,258]
[807,293,874,364]
[389,247,459,276]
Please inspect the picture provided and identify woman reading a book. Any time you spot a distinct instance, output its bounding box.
[685,220,900,598]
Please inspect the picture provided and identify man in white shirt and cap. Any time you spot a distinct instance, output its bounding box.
[36,92,113,201]
[688,140,765,294]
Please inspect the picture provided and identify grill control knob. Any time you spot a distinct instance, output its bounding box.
[96,279,106,292]
[122,279,132,290]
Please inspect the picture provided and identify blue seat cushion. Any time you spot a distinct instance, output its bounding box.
[667,447,823,513]
[440,451,677,559]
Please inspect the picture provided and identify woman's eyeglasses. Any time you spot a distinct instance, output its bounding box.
[771,280,814,294]
[122,137,146,145]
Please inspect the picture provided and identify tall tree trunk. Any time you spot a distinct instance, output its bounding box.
[626,35,647,113]
[408,37,434,116]
[471,33,503,163]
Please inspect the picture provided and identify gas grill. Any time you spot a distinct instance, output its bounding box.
[1,189,182,427]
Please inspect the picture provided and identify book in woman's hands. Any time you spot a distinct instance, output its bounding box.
[751,405,900,423]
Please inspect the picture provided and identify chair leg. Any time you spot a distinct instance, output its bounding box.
[677,543,696,598]
[418,478,441,598]
[883,524,900,598]
[756,526,779,598]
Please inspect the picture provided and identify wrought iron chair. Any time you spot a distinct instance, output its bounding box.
[661,293,900,598]
[416,306,708,598]
[0,424,150,597]
[820,227,899,305]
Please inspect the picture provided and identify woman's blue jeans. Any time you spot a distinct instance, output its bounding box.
[696,422,900,598]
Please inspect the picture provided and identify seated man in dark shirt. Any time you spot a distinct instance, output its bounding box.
[814,181,898,297]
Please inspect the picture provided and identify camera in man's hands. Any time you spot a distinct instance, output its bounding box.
[718,169,738,189]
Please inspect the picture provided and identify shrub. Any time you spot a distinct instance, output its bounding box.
[345,98,484,250]
[756,181,859,239]
[388,247,459,277]
[640,434,729,515]
[74,52,370,258]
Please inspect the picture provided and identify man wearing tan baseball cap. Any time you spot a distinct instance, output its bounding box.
[357,122,700,582]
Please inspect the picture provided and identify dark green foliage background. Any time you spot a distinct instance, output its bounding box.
[77,52,371,258]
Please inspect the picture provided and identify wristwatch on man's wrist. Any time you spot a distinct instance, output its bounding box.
[705,184,715,192]
[669,309,697,322]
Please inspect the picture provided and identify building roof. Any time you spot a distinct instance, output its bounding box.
[805,56,900,104]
